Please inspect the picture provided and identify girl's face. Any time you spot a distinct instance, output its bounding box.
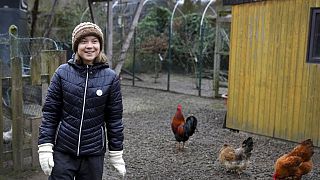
[77,36,100,65]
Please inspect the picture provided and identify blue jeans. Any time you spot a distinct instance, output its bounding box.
[49,151,104,180]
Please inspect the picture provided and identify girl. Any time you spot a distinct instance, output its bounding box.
[38,22,126,180]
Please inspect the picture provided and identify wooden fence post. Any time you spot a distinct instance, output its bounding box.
[40,50,66,105]
[213,15,222,98]
[31,50,65,168]
[41,50,66,79]
[9,25,24,171]
[31,55,41,85]
[31,117,41,168]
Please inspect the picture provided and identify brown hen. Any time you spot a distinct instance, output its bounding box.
[273,139,314,180]
[218,137,253,177]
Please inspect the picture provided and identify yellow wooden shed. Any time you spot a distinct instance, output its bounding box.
[224,0,320,146]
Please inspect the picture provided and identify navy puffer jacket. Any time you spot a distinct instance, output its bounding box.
[38,58,124,156]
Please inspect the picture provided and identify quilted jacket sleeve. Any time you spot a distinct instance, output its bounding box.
[38,67,63,145]
[105,75,124,151]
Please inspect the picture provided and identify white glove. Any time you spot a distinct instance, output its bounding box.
[109,150,126,176]
[38,143,54,176]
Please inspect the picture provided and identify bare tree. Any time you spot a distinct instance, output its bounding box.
[43,0,59,38]
[113,0,145,75]
[30,0,40,38]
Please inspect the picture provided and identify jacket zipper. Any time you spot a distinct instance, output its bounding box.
[77,65,89,156]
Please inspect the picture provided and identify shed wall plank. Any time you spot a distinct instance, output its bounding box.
[227,0,320,146]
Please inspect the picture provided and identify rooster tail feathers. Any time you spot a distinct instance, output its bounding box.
[242,137,253,154]
[185,115,198,137]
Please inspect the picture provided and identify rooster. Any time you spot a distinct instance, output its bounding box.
[218,137,253,177]
[171,104,197,150]
[273,139,314,180]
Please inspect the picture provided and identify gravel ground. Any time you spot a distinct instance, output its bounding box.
[7,83,319,180]
[103,85,320,180]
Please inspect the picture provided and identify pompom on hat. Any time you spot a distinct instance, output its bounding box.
[72,22,104,52]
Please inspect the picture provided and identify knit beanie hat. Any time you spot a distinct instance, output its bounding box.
[72,22,104,52]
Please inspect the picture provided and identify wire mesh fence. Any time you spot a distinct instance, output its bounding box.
[109,2,230,98]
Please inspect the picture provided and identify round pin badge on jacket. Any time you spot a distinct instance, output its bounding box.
[96,89,103,96]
